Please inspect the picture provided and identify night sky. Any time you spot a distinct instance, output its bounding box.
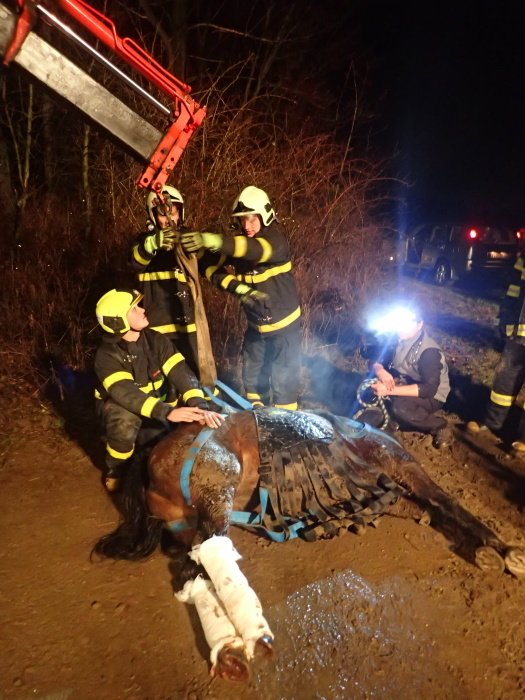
[356,0,525,228]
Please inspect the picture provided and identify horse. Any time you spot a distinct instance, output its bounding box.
[94,407,525,681]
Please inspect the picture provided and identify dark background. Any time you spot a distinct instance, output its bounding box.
[355,0,525,229]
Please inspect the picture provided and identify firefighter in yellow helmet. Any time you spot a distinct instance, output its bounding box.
[94,288,223,492]
[181,186,302,410]
[130,185,200,375]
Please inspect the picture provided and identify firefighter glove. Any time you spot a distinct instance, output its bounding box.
[181,231,223,253]
[236,284,269,308]
[144,226,178,254]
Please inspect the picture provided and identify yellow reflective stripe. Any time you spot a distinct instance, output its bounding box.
[274,402,298,411]
[132,245,150,266]
[141,396,160,417]
[252,306,301,333]
[163,352,184,375]
[94,388,102,399]
[517,324,525,337]
[507,284,520,298]
[138,270,187,283]
[238,261,292,284]
[183,388,205,402]
[257,238,272,263]
[490,390,514,407]
[106,444,134,460]
[151,323,197,334]
[246,392,262,400]
[205,254,228,280]
[220,274,237,290]
[515,257,524,272]
[103,371,134,391]
[138,377,164,393]
[505,324,515,336]
[233,236,248,257]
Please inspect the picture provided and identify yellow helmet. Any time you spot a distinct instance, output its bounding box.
[146,185,184,225]
[232,186,275,226]
[96,288,144,334]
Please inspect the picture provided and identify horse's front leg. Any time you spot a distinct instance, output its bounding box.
[190,535,274,661]
[176,575,250,682]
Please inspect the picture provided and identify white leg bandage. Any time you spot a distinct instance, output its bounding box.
[175,574,243,671]
[190,536,273,659]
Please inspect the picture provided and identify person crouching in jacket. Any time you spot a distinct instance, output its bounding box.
[370,307,452,448]
[94,288,223,492]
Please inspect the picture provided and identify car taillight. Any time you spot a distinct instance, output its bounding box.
[517,230,522,240]
[468,229,478,240]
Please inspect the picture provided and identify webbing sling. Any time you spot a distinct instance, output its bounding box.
[179,427,214,505]
[175,243,217,386]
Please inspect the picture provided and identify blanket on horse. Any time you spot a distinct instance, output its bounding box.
[239,409,406,541]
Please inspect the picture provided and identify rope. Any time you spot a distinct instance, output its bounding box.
[352,378,390,431]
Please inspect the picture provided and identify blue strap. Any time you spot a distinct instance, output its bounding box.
[214,379,254,410]
[203,386,240,412]
[230,487,305,542]
[179,427,214,505]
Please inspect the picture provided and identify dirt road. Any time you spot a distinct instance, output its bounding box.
[1,277,525,699]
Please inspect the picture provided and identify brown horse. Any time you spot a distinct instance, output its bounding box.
[94,408,525,681]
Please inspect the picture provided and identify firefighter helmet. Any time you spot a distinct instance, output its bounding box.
[96,288,144,335]
[231,186,275,226]
[146,185,185,225]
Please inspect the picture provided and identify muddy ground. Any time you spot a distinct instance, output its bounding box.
[1,274,525,700]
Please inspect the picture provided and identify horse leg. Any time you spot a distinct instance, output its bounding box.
[394,462,525,576]
[176,575,250,682]
[190,535,274,661]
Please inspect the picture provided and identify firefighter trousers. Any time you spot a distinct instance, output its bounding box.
[485,338,525,437]
[97,399,166,476]
[242,324,301,409]
[389,396,446,435]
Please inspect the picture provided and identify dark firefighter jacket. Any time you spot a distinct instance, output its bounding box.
[386,329,450,403]
[201,220,301,336]
[94,328,206,421]
[131,227,196,339]
[499,254,525,344]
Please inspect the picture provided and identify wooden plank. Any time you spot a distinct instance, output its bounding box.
[0,3,161,161]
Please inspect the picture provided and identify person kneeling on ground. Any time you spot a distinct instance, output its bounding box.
[94,288,224,492]
[368,306,452,448]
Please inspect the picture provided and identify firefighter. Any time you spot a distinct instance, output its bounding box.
[181,186,302,410]
[467,254,525,451]
[130,186,200,375]
[368,306,452,448]
[94,288,223,492]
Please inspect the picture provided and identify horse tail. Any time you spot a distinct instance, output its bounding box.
[92,452,164,561]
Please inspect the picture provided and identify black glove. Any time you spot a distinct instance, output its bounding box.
[239,288,269,309]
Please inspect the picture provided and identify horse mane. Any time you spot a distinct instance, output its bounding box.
[92,450,164,561]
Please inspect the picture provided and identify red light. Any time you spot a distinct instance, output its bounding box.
[517,230,522,239]
[468,229,478,239]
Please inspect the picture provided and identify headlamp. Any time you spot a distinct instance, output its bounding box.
[367,304,420,336]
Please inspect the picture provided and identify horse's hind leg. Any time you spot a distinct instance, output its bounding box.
[176,576,250,682]
[397,462,525,576]
[191,536,274,661]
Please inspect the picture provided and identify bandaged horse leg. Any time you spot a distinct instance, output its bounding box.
[190,536,274,660]
[175,574,250,682]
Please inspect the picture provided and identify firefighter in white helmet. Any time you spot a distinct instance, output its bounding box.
[181,186,302,410]
[130,186,200,375]
[94,288,223,492]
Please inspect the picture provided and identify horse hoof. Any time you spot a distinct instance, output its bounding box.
[418,511,431,526]
[216,644,251,683]
[475,545,505,574]
[253,634,274,661]
[504,547,525,579]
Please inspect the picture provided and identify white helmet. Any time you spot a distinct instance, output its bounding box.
[146,185,184,225]
[232,186,275,226]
